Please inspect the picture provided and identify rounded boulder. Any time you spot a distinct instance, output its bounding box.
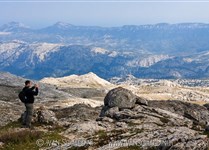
[104,87,136,109]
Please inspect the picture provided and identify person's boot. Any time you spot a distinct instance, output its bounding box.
[21,124,27,128]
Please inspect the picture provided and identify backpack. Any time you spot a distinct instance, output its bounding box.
[18,90,27,103]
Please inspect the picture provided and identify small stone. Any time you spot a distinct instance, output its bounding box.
[0,142,4,147]
[116,122,127,128]
[102,117,114,123]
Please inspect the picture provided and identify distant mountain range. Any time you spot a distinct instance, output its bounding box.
[1,22,209,79]
[1,22,209,54]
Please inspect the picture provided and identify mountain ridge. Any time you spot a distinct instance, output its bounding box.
[1,22,209,79]
[1,40,209,80]
[2,21,209,30]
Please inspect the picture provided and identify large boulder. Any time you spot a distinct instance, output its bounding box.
[104,87,136,109]
[100,87,149,117]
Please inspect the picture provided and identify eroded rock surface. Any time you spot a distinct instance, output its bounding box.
[1,75,209,150]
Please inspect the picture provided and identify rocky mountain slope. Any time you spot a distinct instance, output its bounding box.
[111,75,209,104]
[0,72,106,126]
[40,72,114,89]
[1,72,209,149]
[1,40,209,79]
[0,40,139,79]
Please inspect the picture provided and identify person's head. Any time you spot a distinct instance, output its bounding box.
[25,80,32,87]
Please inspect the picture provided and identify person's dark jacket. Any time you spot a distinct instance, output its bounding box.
[22,86,39,104]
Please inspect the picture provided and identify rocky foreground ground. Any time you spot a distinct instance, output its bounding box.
[1,72,209,150]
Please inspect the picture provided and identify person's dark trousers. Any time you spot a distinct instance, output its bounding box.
[23,103,34,128]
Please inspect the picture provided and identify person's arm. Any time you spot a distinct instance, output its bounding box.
[30,86,36,90]
[29,86,39,96]
[33,87,39,96]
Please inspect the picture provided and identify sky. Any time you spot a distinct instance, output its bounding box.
[1,0,209,28]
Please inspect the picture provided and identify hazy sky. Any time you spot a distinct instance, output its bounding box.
[1,0,209,28]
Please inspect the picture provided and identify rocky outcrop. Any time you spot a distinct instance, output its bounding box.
[0,101,23,127]
[95,88,209,150]
[53,103,101,123]
[204,103,209,111]
[135,96,148,106]
[20,106,58,125]
[149,100,209,126]
[100,87,148,117]
[34,107,58,124]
